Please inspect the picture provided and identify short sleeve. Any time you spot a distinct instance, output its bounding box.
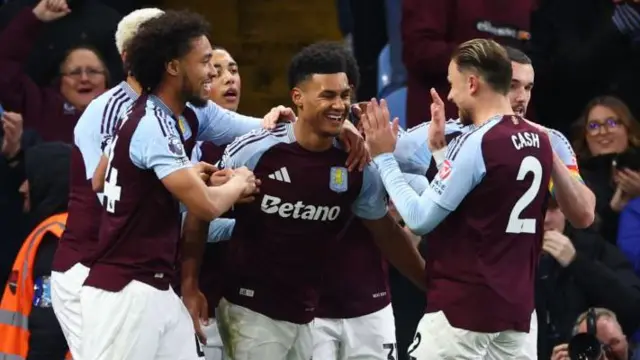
[74,122,103,180]
[425,133,486,211]
[191,101,261,145]
[129,115,192,179]
[352,165,388,220]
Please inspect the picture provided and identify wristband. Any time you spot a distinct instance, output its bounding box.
[432,147,447,169]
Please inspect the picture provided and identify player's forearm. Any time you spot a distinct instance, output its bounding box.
[364,214,426,291]
[551,153,595,228]
[180,212,208,291]
[374,153,448,235]
[204,177,246,219]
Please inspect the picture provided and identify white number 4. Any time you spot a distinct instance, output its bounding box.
[506,156,543,234]
[103,136,122,213]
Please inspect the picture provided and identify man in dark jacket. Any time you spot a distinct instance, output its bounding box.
[536,199,640,359]
[17,142,71,359]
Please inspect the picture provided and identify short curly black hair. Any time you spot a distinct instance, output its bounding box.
[125,10,211,94]
[287,42,350,89]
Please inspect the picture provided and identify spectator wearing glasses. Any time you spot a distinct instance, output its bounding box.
[571,96,640,243]
[0,0,109,144]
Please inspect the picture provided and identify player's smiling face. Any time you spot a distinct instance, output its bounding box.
[294,73,351,137]
[179,35,215,108]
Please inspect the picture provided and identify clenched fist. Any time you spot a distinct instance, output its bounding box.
[33,0,71,23]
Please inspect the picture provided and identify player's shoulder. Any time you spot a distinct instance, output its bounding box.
[547,127,573,150]
[224,122,291,159]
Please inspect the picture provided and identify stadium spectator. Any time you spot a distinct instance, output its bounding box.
[401,0,536,127]
[0,0,123,86]
[0,0,109,143]
[571,96,640,243]
[551,308,632,360]
[536,199,640,360]
[0,142,71,360]
[0,111,40,294]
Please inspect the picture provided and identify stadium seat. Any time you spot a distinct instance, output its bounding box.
[384,86,407,129]
[377,44,391,95]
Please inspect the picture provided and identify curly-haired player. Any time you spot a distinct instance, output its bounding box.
[79,10,259,360]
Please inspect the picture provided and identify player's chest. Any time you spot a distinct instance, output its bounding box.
[253,155,361,219]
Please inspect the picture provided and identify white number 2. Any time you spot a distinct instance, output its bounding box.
[103,136,122,214]
[505,156,543,234]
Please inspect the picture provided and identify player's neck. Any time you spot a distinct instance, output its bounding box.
[293,118,334,152]
[154,84,186,117]
[472,95,514,126]
[126,76,142,96]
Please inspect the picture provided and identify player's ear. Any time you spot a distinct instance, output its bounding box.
[166,59,181,77]
[468,74,479,95]
[291,88,303,109]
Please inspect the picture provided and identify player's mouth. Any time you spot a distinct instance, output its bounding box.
[223,88,238,101]
[203,80,213,93]
[325,112,345,124]
[513,105,525,116]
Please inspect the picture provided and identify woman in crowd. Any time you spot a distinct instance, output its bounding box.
[572,95,640,243]
[0,0,109,144]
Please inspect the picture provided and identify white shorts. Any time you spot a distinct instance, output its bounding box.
[519,310,538,360]
[51,262,90,360]
[408,311,529,360]
[202,317,226,360]
[80,280,204,360]
[216,298,313,360]
[313,303,397,360]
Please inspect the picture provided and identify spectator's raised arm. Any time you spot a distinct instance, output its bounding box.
[0,0,69,131]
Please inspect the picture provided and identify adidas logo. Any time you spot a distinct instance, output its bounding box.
[267,167,291,183]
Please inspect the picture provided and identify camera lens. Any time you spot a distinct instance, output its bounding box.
[568,333,603,360]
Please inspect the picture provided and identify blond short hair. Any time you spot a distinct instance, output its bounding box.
[451,38,512,95]
[115,8,165,55]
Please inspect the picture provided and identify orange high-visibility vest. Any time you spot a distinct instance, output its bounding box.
[0,213,72,360]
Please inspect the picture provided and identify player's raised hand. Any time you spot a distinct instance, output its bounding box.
[261,105,297,130]
[182,288,208,345]
[33,0,71,22]
[339,120,370,172]
[361,98,400,158]
[1,112,23,159]
[428,88,447,151]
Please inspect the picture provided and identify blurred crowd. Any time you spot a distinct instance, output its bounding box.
[0,0,639,359]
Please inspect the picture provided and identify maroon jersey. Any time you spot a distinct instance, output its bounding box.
[423,116,552,333]
[316,218,390,319]
[219,123,388,324]
[53,83,138,273]
[84,95,199,292]
[196,141,229,316]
